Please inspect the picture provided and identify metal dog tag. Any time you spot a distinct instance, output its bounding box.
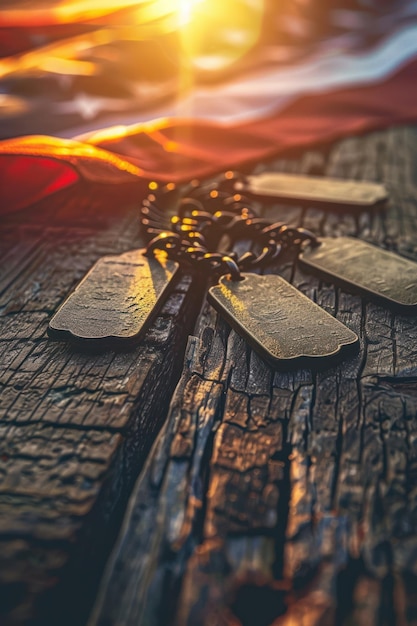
[208,273,358,369]
[235,173,387,209]
[299,237,417,313]
[48,249,179,346]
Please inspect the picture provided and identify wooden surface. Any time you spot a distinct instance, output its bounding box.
[2,127,417,625]
[0,187,204,626]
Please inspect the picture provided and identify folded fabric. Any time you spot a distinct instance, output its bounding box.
[1,2,417,214]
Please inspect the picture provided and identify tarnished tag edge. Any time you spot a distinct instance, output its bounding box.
[299,238,417,314]
[238,173,388,209]
[48,249,180,347]
[207,275,359,371]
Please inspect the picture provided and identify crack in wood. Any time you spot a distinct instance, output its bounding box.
[88,129,417,626]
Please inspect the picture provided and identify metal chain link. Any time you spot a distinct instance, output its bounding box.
[140,175,319,281]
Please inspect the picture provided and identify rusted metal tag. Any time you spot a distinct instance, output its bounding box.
[208,273,358,369]
[48,249,179,346]
[236,173,387,209]
[299,237,417,313]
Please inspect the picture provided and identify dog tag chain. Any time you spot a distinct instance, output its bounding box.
[186,171,417,312]
[49,181,360,369]
[50,171,414,369]
[137,186,360,369]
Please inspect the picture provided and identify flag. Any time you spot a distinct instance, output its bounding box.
[1,0,417,214]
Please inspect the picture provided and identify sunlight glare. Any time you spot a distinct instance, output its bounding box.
[176,0,265,73]
[177,0,203,27]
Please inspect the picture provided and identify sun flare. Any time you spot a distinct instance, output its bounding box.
[176,0,265,72]
[1,0,265,81]
[176,0,203,27]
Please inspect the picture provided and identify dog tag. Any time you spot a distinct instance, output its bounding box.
[235,173,387,209]
[48,249,179,346]
[208,273,358,369]
[299,237,417,313]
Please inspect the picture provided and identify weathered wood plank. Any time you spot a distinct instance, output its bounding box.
[90,127,417,626]
[0,186,204,625]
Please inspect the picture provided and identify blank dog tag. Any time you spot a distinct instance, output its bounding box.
[300,237,417,313]
[208,273,358,369]
[48,249,179,346]
[235,173,387,209]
